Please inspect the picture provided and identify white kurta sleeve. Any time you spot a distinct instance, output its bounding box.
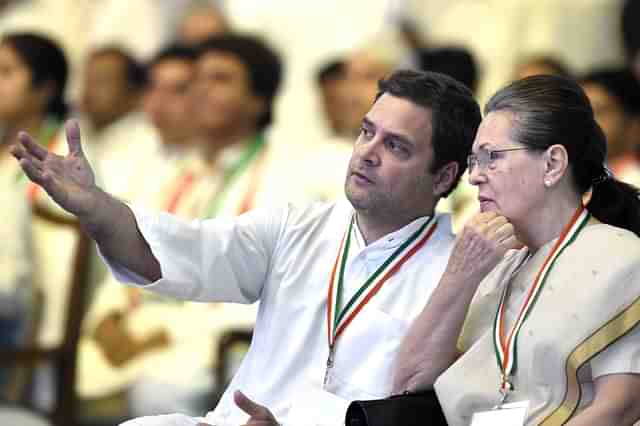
[102,204,289,304]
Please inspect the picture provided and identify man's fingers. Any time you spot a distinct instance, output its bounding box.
[17,131,48,161]
[234,390,266,418]
[65,119,84,155]
[19,158,46,184]
[27,156,44,172]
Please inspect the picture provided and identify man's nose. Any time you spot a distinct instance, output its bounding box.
[357,137,382,167]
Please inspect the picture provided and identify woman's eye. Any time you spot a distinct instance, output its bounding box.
[489,151,502,161]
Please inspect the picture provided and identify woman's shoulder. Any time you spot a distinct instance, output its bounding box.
[579,223,640,259]
[568,223,640,287]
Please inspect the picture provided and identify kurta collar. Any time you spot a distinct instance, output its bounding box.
[352,214,433,252]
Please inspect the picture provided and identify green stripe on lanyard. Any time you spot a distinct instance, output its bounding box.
[330,214,436,344]
[492,206,590,391]
[203,134,266,218]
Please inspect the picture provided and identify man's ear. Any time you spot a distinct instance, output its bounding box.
[543,144,569,187]
[433,161,459,198]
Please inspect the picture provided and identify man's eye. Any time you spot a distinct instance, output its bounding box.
[386,139,409,156]
[360,126,374,138]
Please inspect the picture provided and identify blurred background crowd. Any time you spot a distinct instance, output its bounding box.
[1,0,640,425]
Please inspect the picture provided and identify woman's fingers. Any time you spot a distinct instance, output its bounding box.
[492,221,515,242]
[500,235,522,251]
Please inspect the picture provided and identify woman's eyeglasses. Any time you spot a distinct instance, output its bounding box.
[467,147,530,172]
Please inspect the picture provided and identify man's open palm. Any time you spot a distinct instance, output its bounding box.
[11,119,98,218]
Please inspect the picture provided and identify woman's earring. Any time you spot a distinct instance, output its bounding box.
[544,179,551,187]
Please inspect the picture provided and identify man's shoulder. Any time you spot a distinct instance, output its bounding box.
[281,198,353,231]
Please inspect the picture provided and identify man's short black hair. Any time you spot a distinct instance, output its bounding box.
[89,46,147,90]
[376,69,482,198]
[148,44,198,70]
[197,33,283,131]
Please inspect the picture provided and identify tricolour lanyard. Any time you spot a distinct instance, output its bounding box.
[203,134,266,218]
[493,205,590,403]
[165,171,197,214]
[324,214,438,387]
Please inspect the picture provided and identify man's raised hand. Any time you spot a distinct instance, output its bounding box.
[11,119,98,219]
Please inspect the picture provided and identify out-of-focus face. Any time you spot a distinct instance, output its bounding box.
[469,111,546,224]
[319,75,349,136]
[178,10,228,46]
[0,43,45,124]
[189,51,262,138]
[143,58,195,144]
[582,82,628,160]
[343,53,393,137]
[81,53,137,129]
[345,93,441,220]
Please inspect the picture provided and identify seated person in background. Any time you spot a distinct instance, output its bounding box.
[163,33,286,217]
[580,68,640,187]
[79,45,158,199]
[0,32,68,343]
[382,75,640,426]
[0,32,66,353]
[316,59,348,139]
[0,31,79,411]
[12,69,482,426]
[75,42,257,418]
[513,54,571,80]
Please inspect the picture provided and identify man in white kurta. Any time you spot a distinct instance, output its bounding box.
[107,198,455,426]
